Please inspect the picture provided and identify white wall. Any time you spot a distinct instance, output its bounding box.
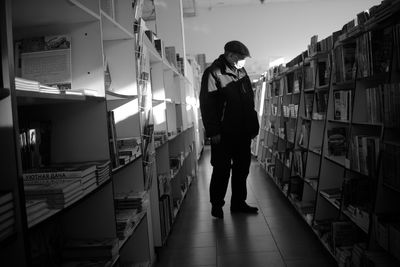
[183,0,381,76]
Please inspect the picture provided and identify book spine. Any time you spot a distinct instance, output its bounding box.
[23,171,81,180]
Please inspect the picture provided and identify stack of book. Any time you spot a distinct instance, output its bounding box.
[18,35,72,90]
[25,199,50,227]
[0,192,15,241]
[62,237,119,265]
[93,160,111,185]
[114,191,148,240]
[15,77,79,95]
[115,191,147,213]
[116,137,142,165]
[15,77,40,91]
[154,131,168,148]
[23,162,98,195]
[116,209,138,240]
[24,180,82,209]
[320,187,342,199]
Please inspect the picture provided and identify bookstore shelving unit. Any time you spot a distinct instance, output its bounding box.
[140,0,201,248]
[256,1,400,265]
[0,0,202,266]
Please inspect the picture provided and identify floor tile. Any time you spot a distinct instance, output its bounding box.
[217,251,285,267]
[217,234,278,255]
[155,147,336,267]
[158,247,216,267]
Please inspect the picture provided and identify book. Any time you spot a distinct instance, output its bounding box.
[320,187,342,199]
[327,127,347,156]
[23,163,97,180]
[26,199,50,227]
[63,237,119,260]
[333,90,351,121]
[24,180,81,196]
[15,77,40,91]
[67,88,98,96]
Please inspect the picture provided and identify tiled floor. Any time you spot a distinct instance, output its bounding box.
[155,146,336,267]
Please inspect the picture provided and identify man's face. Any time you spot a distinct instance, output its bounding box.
[231,53,247,69]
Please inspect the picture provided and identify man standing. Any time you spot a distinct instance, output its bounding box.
[200,40,260,219]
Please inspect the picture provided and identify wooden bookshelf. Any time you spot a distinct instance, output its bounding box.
[255,2,400,265]
[0,0,202,265]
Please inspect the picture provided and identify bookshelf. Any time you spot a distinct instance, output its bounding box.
[256,1,400,265]
[0,0,202,266]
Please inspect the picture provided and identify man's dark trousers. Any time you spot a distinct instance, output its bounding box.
[210,134,252,208]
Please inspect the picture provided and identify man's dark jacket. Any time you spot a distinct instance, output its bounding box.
[200,55,259,139]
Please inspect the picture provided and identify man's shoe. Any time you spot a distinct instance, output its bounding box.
[211,206,224,219]
[230,203,259,214]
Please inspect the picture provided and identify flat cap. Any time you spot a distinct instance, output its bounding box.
[224,40,251,57]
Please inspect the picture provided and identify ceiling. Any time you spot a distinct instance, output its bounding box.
[182,0,332,16]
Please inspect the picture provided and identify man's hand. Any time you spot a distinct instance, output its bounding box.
[210,134,221,144]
